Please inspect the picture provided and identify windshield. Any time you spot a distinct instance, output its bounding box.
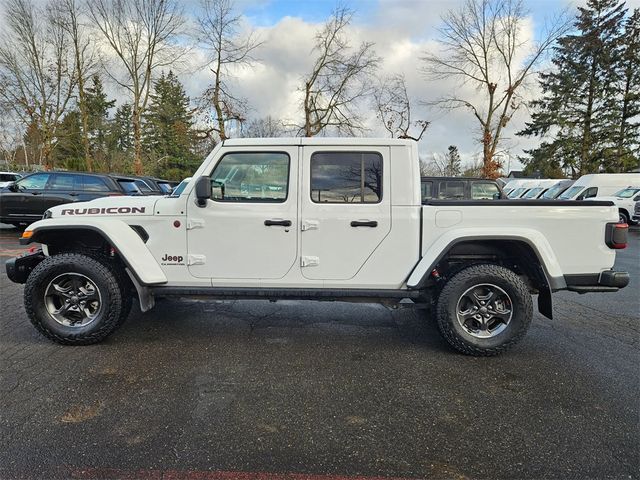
[508,188,527,198]
[523,188,543,198]
[559,186,584,199]
[170,178,191,197]
[542,184,567,199]
[613,187,640,198]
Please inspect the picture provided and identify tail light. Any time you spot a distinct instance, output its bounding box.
[605,222,628,249]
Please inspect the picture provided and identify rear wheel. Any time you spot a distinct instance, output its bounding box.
[24,253,124,345]
[435,264,533,356]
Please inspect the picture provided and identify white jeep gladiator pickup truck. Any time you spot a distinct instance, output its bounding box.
[6,138,630,356]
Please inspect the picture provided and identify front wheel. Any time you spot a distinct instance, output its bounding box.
[435,264,533,356]
[24,253,125,345]
[619,210,629,225]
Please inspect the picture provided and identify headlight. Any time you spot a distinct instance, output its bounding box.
[42,210,52,219]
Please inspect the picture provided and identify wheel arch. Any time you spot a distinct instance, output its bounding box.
[22,220,167,286]
[408,236,560,319]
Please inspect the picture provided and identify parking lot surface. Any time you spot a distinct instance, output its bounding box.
[0,224,638,480]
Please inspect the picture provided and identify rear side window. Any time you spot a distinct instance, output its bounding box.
[49,174,80,190]
[210,152,290,202]
[472,182,500,200]
[421,181,433,200]
[311,151,382,203]
[17,173,50,190]
[83,176,110,192]
[438,181,465,199]
[0,173,19,182]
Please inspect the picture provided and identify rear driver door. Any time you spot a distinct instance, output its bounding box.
[300,147,391,281]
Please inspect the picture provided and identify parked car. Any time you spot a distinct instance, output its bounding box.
[110,175,157,196]
[421,176,503,202]
[0,171,123,227]
[633,200,640,224]
[585,186,640,224]
[141,177,177,194]
[558,173,640,200]
[8,138,629,356]
[169,177,191,197]
[502,179,538,196]
[540,179,575,199]
[505,179,541,198]
[520,179,564,199]
[0,171,23,188]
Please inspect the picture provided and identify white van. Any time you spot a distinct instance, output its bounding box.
[558,173,640,200]
[520,179,564,199]
[506,179,542,198]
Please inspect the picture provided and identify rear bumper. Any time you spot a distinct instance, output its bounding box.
[565,270,630,293]
[5,250,45,284]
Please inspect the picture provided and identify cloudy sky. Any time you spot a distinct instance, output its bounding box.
[4,0,638,171]
[164,0,636,172]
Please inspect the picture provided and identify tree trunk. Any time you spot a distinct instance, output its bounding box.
[133,106,143,175]
[78,77,92,172]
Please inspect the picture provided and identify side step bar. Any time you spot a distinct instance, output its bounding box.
[151,286,423,302]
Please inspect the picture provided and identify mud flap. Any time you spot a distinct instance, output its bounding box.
[537,287,553,320]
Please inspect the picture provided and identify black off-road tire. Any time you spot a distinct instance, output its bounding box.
[24,253,124,345]
[435,264,533,356]
[52,248,133,326]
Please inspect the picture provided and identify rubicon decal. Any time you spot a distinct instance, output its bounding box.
[61,207,146,215]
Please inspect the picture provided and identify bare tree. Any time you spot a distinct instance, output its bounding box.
[299,6,379,137]
[88,0,185,174]
[421,0,569,178]
[51,0,97,170]
[197,0,261,141]
[0,0,76,168]
[373,74,429,141]
[241,116,285,138]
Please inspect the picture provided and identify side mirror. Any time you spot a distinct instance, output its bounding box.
[195,176,211,207]
[8,182,18,192]
[493,192,501,200]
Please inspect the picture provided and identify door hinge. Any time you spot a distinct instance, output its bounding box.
[301,256,320,267]
[187,254,206,266]
[301,220,319,231]
[187,218,205,230]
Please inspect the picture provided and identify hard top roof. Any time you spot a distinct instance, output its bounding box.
[222,137,416,147]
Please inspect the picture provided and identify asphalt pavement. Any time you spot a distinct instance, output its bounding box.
[0,224,638,480]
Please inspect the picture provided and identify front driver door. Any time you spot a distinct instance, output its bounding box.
[0,173,49,222]
[187,147,298,280]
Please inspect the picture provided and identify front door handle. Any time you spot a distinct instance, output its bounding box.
[264,219,292,227]
[350,220,378,227]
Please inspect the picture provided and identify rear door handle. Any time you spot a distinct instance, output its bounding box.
[350,220,378,227]
[264,219,292,227]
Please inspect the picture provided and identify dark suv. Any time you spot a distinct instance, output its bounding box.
[421,176,504,202]
[0,171,123,226]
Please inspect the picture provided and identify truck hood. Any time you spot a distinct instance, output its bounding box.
[47,196,157,218]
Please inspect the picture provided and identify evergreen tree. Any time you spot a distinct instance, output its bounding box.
[108,104,134,173]
[607,9,640,172]
[518,0,629,177]
[85,75,116,169]
[143,71,197,179]
[445,146,462,176]
[55,110,84,169]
